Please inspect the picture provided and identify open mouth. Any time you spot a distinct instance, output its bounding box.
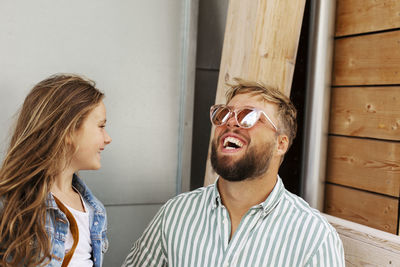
[223,136,244,150]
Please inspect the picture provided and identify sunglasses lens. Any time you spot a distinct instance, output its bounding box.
[237,108,258,128]
[211,106,231,126]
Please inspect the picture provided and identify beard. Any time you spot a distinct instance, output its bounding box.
[210,136,275,182]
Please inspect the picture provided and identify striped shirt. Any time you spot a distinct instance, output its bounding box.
[123,177,345,267]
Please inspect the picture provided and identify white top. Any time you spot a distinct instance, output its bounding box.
[64,195,93,267]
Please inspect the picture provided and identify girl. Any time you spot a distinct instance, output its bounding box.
[0,74,112,266]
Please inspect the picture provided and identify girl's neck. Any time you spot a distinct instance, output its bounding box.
[51,167,85,212]
[51,167,75,194]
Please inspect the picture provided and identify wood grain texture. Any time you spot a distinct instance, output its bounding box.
[332,31,400,86]
[324,184,398,234]
[336,0,400,37]
[325,214,400,265]
[329,86,400,140]
[326,136,400,197]
[340,235,400,266]
[215,0,306,101]
[204,0,306,185]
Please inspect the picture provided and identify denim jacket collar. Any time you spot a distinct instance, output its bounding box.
[46,174,105,215]
[44,174,107,267]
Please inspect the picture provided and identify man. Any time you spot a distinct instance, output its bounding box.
[123,79,345,267]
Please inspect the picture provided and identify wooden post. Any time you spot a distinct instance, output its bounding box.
[204,0,306,185]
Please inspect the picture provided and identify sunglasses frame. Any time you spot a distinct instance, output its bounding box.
[210,104,278,131]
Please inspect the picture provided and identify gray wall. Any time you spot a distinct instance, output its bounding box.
[0,1,197,265]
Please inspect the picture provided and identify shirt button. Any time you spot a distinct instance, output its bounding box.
[94,221,98,225]
[223,219,228,224]
[224,262,229,267]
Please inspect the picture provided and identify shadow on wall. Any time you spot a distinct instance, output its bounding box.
[190,0,228,190]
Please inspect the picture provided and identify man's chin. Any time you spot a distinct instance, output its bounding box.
[217,155,241,167]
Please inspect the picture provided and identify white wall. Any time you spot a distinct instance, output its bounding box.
[0,0,197,265]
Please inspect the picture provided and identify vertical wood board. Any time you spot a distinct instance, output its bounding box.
[324,184,398,234]
[326,136,400,197]
[332,31,400,86]
[336,0,400,37]
[204,0,306,185]
[329,86,400,140]
[215,0,306,102]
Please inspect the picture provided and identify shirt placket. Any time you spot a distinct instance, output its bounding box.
[217,205,231,251]
[222,208,264,267]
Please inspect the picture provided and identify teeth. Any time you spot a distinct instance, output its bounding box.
[223,136,243,148]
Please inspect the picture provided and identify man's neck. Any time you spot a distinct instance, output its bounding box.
[218,172,277,213]
[217,169,278,240]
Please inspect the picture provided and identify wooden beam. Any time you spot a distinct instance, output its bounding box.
[324,214,400,265]
[324,184,398,234]
[204,0,306,185]
[332,31,400,86]
[215,0,306,100]
[329,86,400,140]
[336,0,400,37]
[326,136,400,197]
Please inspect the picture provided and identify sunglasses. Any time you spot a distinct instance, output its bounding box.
[210,104,278,131]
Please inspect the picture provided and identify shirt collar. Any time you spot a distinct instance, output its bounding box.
[259,176,284,215]
[211,177,222,210]
[211,175,285,215]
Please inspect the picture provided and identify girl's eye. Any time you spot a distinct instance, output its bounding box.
[99,125,106,129]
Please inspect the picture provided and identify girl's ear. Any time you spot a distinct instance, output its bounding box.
[65,134,72,146]
[276,134,289,156]
[65,132,75,146]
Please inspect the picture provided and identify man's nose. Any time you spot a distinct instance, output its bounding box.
[226,113,239,127]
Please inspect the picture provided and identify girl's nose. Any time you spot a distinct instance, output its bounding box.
[105,131,112,144]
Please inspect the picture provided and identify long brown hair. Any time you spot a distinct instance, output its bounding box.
[0,74,104,266]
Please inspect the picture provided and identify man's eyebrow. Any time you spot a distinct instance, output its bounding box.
[99,119,107,124]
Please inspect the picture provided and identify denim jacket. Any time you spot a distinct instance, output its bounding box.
[45,174,108,266]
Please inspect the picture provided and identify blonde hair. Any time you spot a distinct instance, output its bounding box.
[225,78,297,148]
[0,74,104,266]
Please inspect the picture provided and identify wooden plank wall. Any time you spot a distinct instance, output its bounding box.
[324,0,400,235]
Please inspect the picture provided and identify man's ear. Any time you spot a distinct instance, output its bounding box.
[276,134,289,156]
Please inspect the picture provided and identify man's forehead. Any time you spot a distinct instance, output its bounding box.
[227,93,274,109]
